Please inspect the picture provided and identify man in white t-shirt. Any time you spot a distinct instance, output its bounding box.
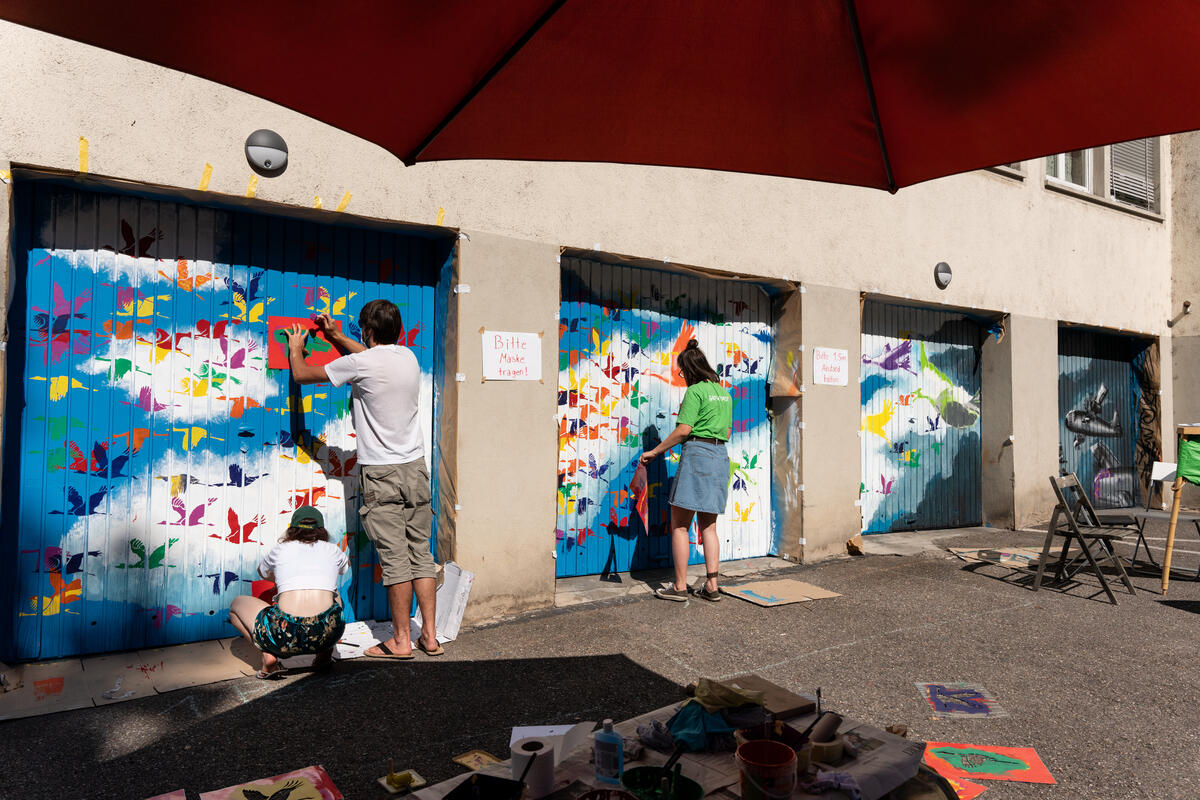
[285,299,441,659]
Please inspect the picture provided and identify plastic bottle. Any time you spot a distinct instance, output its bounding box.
[594,719,624,785]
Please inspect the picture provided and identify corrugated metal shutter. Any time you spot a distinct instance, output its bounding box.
[1058,328,1140,509]
[860,301,983,532]
[556,257,773,577]
[3,181,450,660]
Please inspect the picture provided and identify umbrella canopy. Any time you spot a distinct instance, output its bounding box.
[4,0,1200,190]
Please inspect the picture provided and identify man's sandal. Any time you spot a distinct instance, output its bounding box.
[365,641,415,660]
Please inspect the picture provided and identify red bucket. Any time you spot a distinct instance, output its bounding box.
[735,739,796,800]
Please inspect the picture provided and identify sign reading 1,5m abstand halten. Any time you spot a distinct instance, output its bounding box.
[482,330,542,380]
[813,346,848,386]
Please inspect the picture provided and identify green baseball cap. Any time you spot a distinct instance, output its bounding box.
[290,505,324,529]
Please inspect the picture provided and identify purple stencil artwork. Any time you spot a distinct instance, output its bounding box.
[915,682,1008,719]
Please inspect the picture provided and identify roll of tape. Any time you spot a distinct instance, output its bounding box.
[511,737,555,799]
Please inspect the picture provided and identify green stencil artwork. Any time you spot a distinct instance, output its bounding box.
[930,747,1028,775]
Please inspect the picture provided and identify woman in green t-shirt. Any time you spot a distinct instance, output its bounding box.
[640,339,733,602]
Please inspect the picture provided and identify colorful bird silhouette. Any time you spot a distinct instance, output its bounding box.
[49,486,108,516]
[30,283,92,365]
[115,537,180,569]
[241,778,305,800]
[103,219,161,258]
[214,463,263,487]
[162,496,218,526]
[158,258,215,292]
[200,571,242,594]
[125,386,171,413]
[157,470,208,491]
[214,508,266,545]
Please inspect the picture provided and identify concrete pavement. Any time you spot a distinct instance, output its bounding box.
[4,523,1199,800]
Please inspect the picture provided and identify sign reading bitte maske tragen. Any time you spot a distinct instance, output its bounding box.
[813,347,849,386]
[482,330,542,381]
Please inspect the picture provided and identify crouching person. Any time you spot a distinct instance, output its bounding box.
[229,506,349,678]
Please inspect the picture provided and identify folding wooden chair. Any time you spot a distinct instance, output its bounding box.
[1033,474,1137,605]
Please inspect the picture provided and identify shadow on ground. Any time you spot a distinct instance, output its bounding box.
[3,655,682,800]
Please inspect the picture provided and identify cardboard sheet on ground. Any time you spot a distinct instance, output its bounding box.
[949,547,1045,569]
[84,653,161,705]
[721,579,841,606]
[0,658,92,720]
[201,764,342,800]
[136,639,249,692]
[509,722,595,765]
[915,682,1008,719]
[924,742,1055,784]
[267,315,344,369]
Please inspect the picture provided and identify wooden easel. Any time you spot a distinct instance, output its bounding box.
[1162,425,1200,593]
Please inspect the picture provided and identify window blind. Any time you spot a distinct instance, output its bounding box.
[1110,138,1159,211]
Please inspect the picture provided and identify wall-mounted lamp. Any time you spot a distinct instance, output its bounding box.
[933,261,952,290]
[245,129,288,177]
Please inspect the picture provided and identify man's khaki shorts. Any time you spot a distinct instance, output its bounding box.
[359,460,435,586]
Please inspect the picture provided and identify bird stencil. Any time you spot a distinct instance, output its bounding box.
[30,283,92,365]
[200,571,242,594]
[49,486,108,516]
[158,258,216,292]
[214,508,266,544]
[115,537,180,569]
[161,496,218,527]
[125,386,171,413]
[240,778,310,800]
[215,463,264,487]
[103,219,161,258]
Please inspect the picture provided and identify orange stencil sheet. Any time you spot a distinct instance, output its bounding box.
[925,742,1055,784]
[267,316,344,369]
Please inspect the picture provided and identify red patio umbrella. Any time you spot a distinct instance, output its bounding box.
[4,0,1200,191]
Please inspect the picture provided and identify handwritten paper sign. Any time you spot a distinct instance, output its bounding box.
[482,330,542,381]
[813,347,849,386]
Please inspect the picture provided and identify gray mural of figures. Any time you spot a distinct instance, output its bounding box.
[1058,329,1142,510]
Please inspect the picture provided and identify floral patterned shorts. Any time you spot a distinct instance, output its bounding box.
[252,596,345,658]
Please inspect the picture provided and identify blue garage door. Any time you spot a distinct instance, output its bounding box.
[2,181,453,660]
[1058,328,1144,509]
[860,301,984,533]
[556,257,774,577]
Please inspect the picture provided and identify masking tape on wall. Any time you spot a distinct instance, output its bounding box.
[336,192,352,212]
[78,137,89,173]
[198,163,213,191]
[436,207,445,225]
[245,174,259,198]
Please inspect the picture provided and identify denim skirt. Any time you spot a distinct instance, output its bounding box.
[669,440,731,515]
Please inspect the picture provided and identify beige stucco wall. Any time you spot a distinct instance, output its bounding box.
[1170,133,1200,506]
[452,232,560,624]
[799,286,863,559]
[0,22,1185,623]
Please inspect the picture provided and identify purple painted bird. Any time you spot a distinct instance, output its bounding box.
[862,340,917,375]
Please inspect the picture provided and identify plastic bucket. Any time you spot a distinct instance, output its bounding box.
[736,740,796,800]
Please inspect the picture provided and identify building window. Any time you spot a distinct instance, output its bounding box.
[1046,150,1091,189]
[1110,137,1159,212]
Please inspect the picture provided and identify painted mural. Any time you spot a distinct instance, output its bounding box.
[860,303,985,533]
[5,183,451,660]
[556,258,773,578]
[1057,328,1142,509]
